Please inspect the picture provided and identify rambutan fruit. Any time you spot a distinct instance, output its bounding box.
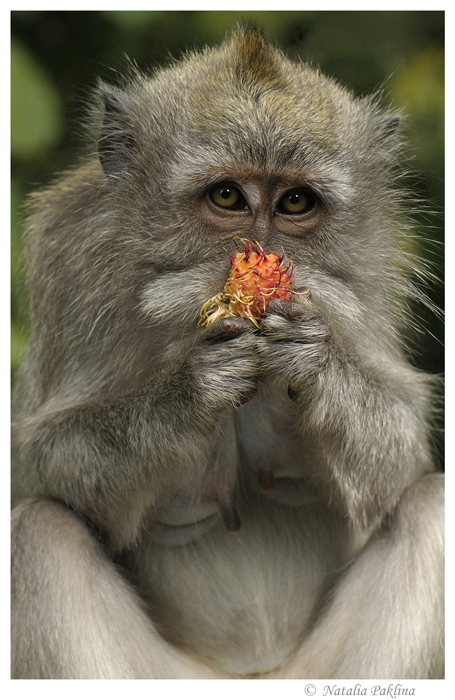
[199,239,295,328]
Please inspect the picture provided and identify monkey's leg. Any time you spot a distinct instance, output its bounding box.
[11,497,222,679]
[277,473,444,680]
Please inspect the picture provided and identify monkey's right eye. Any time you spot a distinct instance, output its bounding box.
[209,184,248,211]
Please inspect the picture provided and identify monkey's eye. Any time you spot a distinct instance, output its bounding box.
[276,189,316,216]
[209,184,248,211]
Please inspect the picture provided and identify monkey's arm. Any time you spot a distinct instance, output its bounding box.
[13,320,257,549]
[258,297,436,525]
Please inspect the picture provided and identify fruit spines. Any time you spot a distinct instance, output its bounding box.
[199,238,295,328]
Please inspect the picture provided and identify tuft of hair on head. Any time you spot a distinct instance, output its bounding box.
[229,23,285,92]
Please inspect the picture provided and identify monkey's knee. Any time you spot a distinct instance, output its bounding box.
[11,496,109,616]
[11,498,105,678]
[12,496,99,568]
[390,472,444,542]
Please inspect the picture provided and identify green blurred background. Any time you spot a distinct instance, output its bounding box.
[11,10,444,388]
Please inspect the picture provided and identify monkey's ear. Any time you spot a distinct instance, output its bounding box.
[98,89,137,177]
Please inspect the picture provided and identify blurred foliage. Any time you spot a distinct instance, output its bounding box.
[11,10,444,387]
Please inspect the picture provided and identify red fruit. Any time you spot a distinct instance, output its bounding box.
[199,239,295,328]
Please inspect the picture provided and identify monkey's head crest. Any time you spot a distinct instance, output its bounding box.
[228,24,286,92]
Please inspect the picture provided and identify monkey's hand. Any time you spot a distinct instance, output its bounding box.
[257,291,331,397]
[189,316,259,411]
[258,291,435,529]
[15,317,259,550]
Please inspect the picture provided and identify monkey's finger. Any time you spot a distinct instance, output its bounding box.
[266,298,294,317]
[266,288,312,320]
[265,298,301,320]
[294,286,312,302]
[259,310,332,349]
[203,317,257,343]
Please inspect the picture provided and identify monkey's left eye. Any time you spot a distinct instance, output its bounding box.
[276,189,316,216]
[209,184,248,211]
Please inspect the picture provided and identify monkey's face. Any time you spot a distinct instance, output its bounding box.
[98,30,402,336]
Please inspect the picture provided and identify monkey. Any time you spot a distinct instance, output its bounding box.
[11,26,444,679]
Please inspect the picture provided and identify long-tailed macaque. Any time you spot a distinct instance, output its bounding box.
[11,27,444,679]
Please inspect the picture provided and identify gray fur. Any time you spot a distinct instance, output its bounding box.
[11,27,443,678]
